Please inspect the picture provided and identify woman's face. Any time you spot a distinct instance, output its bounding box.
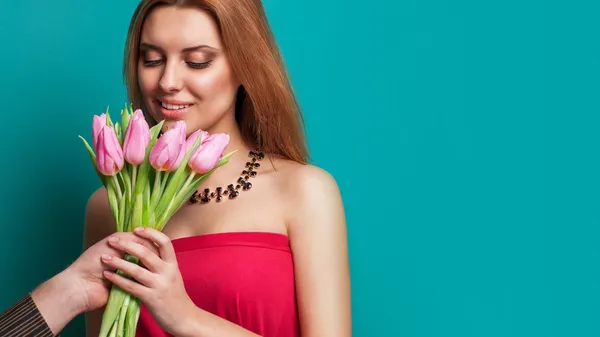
[137,6,240,135]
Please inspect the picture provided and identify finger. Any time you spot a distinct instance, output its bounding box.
[107,237,164,272]
[133,227,177,263]
[101,254,156,287]
[109,232,160,256]
[103,270,149,299]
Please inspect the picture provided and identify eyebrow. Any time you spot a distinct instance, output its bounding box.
[139,42,219,52]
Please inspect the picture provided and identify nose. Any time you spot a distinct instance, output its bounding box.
[158,61,183,93]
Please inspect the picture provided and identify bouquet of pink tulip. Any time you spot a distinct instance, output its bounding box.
[79,104,234,337]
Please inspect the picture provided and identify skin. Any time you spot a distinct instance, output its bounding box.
[84,5,351,337]
[27,232,158,336]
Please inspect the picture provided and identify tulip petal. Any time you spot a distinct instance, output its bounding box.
[149,121,186,171]
[188,133,230,174]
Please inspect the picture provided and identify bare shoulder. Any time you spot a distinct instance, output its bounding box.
[271,158,346,235]
[83,186,116,249]
[282,162,341,202]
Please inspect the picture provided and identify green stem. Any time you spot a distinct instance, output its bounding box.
[156,172,195,230]
[125,298,141,337]
[116,295,131,337]
[150,170,162,209]
[131,165,137,197]
[108,320,117,337]
[112,175,123,201]
[161,171,170,194]
[131,193,143,230]
[172,172,196,203]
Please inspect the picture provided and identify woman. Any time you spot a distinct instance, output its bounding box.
[83,0,351,336]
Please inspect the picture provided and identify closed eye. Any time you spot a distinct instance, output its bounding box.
[143,59,163,67]
[187,60,212,69]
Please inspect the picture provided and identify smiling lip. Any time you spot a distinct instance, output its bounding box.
[156,99,193,119]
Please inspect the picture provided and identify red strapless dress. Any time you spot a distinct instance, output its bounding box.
[134,232,300,337]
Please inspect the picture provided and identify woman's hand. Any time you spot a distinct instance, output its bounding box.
[101,227,195,336]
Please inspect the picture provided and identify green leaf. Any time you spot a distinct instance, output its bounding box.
[149,170,162,211]
[219,150,237,164]
[78,135,106,185]
[131,193,143,230]
[121,104,131,135]
[149,120,165,140]
[107,181,120,231]
[121,165,132,205]
[105,105,115,128]
[115,122,122,145]
[156,175,208,229]
[154,134,203,218]
[155,152,236,229]
[155,149,237,228]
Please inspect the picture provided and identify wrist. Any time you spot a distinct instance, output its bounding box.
[30,269,86,335]
[175,304,260,337]
[176,304,206,337]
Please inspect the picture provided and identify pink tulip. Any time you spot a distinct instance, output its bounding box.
[123,109,150,165]
[186,129,209,154]
[149,121,187,171]
[96,126,125,176]
[188,133,230,174]
[92,114,107,150]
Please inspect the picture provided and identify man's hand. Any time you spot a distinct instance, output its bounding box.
[30,231,159,335]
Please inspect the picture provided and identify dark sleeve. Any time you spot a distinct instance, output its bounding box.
[0,293,54,337]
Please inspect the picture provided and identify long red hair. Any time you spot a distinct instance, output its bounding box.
[123,0,308,164]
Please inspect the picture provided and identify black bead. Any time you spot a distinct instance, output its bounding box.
[228,184,234,189]
[201,197,210,203]
[190,198,198,204]
[217,196,223,202]
[242,170,248,175]
[204,188,210,193]
[229,191,239,199]
[237,177,243,183]
[246,162,253,168]
[224,190,228,195]
[236,184,241,189]
[252,158,257,162]
[243,183,252,190]
[250,171,257,176]
[245,175,249,180]
[254,163,260,168]
[249,151,256,157]
[258,152,265,159]
[216,187,222,192]
[210,192,215,198]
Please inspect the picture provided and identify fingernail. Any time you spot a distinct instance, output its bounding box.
[108,237,119,243]
[101,254,112,261]
[103,270,113,277]
[134,227,145,232]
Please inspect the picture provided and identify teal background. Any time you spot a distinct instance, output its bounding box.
[1,1,599,336]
